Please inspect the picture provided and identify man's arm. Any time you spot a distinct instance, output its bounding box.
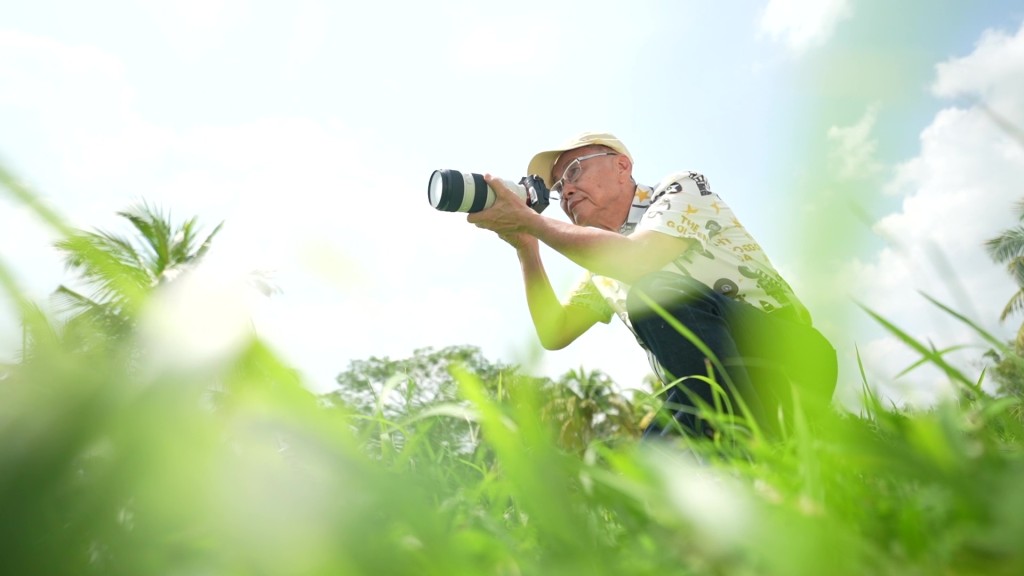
[469,175,695,285]
[512,236,603,350]
[525,219,691,285]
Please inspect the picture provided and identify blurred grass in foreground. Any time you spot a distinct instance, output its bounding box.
[3,164,1024,575]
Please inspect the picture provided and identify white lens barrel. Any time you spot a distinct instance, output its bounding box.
[428,170,527,213]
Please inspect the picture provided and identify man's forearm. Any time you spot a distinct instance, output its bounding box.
[522,214,659,284]
[516,245,588,350]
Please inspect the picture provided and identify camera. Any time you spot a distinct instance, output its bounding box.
[427,169,550,214]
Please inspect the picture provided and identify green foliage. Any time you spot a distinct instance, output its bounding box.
[327,347,642,459]
[545,367,644,450]
[986,199,1024,350]
[989,347,1024,401]
[4,165,1024,575]
[51,201,223,338]
[326,344,530,460]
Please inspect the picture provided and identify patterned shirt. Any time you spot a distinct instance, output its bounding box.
[564,172,811,377]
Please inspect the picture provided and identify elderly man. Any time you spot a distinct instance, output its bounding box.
[467,132,836,439]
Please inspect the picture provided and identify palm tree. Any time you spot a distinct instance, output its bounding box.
[541,368,641,451]
[52,201,224,337]
[986,199,1024,352]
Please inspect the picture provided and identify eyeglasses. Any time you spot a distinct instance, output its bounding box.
[551,152,617,195]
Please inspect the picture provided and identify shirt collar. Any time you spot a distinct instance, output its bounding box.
[619,183,654,235]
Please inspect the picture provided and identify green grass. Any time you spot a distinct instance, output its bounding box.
[3,164,1024,575]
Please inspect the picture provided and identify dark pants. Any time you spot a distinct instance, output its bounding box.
[627,272,837,440]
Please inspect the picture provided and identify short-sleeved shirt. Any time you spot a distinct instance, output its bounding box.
[564,171,811,375]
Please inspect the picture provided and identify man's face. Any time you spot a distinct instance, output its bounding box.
[551,147,630,230]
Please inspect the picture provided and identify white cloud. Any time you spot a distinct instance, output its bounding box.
[932,21,1024,123]
[842,22,1024,406]
[826,104,883,180]
[0,27,597,393]
[758,0,852,53]
[0,29,170,222]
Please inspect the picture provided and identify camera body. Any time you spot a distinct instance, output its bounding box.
[428,169,550,214]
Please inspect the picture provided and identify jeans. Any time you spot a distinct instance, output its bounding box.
[626,272,837,439]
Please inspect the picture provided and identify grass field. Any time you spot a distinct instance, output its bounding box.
[3,165,1023,575]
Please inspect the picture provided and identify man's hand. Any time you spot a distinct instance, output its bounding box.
[466,174,539,238]
[468,173,694,284]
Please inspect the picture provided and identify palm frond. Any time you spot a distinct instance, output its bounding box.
[88,235,151,287]
[52,285,130,338]
[1011,258,1024,288]
[172,216,201,263]
[999,290,1024,322]
[52,285,103,315]
[56,231,145,279]
[48,199,223,331]
[194,220,225,261]
[986,226,1024,264]
[91,229,150,271]
[118,201,174,273]
[55,234,151,307]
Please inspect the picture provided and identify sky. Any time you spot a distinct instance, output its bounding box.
[1,0,1023,408]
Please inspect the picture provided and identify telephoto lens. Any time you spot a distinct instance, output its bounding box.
[427,169,527,213]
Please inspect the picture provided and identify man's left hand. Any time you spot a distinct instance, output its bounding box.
[466,174,538,237]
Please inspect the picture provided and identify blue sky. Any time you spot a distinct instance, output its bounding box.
[2,0,1023,407]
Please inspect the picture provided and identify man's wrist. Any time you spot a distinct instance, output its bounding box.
[519,210,547,240]
[516,238,540,258]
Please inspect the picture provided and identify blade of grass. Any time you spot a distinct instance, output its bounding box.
[920,291,1013,353]
[859,303,983,396]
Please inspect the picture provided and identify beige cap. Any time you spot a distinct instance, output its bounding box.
[527,132,632,188]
